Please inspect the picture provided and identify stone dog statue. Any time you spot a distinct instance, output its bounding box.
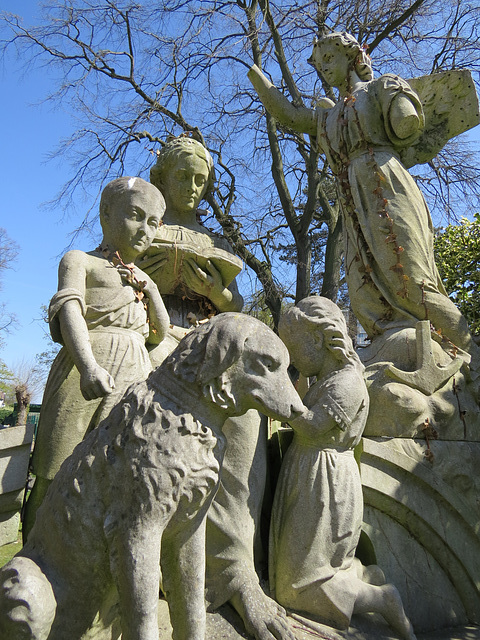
[0,313,305,640]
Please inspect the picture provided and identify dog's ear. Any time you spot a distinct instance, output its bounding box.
[167,314,249,385]
[167,322,214,383]
[197,327,245,385]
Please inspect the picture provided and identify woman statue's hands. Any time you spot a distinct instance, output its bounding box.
[182,258,234,309]
[133,252,169,283]
[182,258,245,313]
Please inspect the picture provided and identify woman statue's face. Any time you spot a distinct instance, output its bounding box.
[311,42,352,90]
[162,152,210,216]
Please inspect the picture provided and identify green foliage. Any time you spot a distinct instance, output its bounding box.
[0,360,15,403]
[0,407,14,425]
[434,213,480,335]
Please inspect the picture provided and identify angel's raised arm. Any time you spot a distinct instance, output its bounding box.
[247,64,317,136]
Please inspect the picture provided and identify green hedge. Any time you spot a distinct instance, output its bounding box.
[0,407,14,424]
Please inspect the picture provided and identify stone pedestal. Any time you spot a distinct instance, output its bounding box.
[0,424,34,545]
[360,437,480,632]
[156,599,480,640]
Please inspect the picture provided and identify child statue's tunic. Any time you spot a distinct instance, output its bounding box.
[32,282,152,480]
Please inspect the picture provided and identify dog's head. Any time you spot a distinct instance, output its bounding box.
[163,313,305,422]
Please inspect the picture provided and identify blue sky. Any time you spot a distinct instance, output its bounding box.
[0,1,91,383]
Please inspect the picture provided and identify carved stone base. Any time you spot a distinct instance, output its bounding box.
[359,325,479,440]
[360,437,480,631]
[157,599,480,639]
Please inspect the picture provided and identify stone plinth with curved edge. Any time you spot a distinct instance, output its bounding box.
[155,598,480,640]
[359,436,480,631]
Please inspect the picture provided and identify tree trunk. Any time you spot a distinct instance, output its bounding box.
[15,384,31,426]
[321,213,343,302]
[295,232,312,303]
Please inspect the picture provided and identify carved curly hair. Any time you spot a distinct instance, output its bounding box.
[309,31,373,83]
[279,295,364,370]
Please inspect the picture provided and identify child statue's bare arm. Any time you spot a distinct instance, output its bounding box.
[57,250,115,400]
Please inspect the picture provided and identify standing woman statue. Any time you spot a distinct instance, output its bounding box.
[142,137,293,640]
[248,32,478,369]
[141,135,243,363]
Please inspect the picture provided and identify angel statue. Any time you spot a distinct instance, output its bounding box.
[248,32,480,375]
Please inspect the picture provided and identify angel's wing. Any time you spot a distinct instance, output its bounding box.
[400,69,480,168]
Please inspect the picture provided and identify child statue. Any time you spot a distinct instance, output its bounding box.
[24,177,170,538]
[272,296,416,640]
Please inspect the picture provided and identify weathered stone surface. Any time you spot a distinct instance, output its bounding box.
[248,34,479,365]
[270,297,415,640]
[142,136,244,331]
[143,137,286,640]
[0,424,34,545]
[23,177,170,539]
[0,423,34,453]
[157,600,480,640]
[360,325,479,439]
[402,70,480,168]
[360,437,480,630]
[249,37,480,639]
[0,513,21,547]
[0,313,304,640]
[0,424,34,494]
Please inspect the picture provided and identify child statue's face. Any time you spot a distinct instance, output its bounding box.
[279,320,324,378]
[105,187,164,263]
[162,152,210,216]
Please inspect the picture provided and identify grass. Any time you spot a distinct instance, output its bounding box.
[0,529,22,567]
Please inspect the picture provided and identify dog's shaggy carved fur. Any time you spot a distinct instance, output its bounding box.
[0,313,304,640]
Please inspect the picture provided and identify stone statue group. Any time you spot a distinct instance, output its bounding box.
[1,31,479,640]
